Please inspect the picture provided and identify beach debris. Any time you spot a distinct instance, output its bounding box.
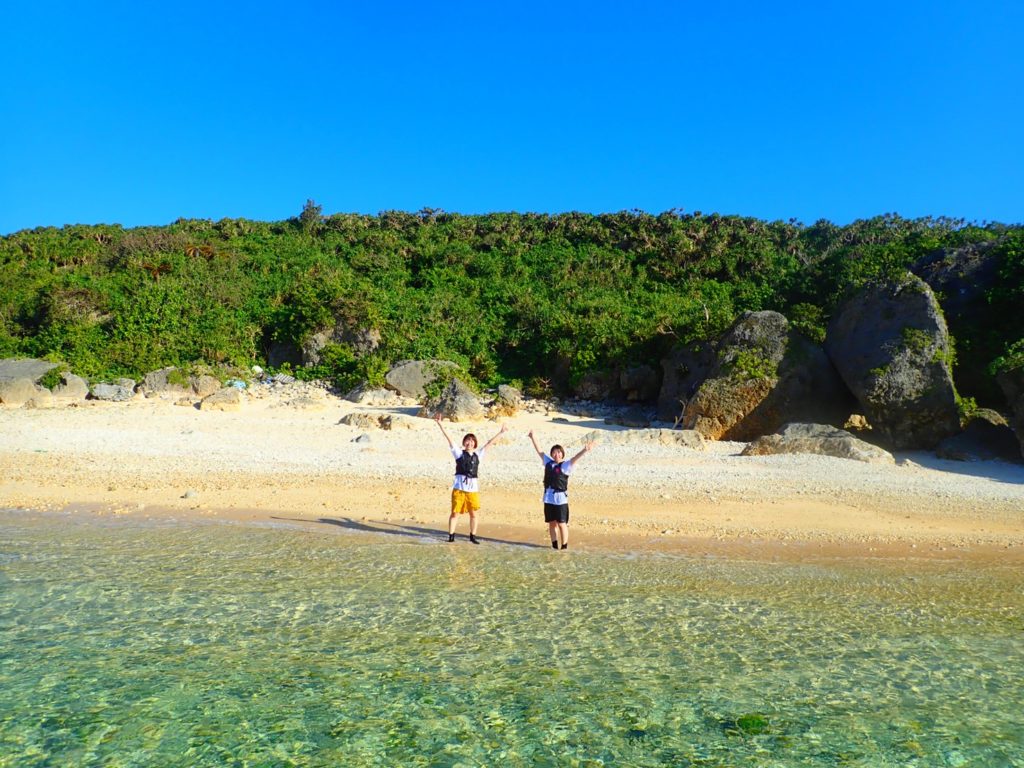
[182,489,198,499]
[227,379,247,389]
[352,434,371,443]
[741,422,894,464]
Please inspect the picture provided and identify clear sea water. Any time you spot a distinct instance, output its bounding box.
[1,509,1022,767]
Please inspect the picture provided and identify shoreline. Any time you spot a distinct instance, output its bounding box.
[3,392,1024,566]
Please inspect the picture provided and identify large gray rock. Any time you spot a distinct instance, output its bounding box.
[0,358,59,383]
[997,366,1024,459]
[488,384,523,417]
[825,273,960,449]
[303,321,381,366]
[422,378,484,422]
[742,423,894,464]
[936,409,1021,462]
[0,378,42,406]
[657,343,715,422]
[385,360,459,399]
[51,372,89,400]
[343,383,403,406]
[683,311,853,441]
[90,380,136,402]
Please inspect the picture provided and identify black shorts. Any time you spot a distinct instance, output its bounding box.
[544,503,570,523]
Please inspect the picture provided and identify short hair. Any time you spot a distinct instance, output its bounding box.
[550,444,564,457]
[462,433,478,447]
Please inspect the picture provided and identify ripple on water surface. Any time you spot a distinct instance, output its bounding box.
[1,509,1022,767]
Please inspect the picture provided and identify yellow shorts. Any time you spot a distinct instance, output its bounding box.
[451,490,481,515]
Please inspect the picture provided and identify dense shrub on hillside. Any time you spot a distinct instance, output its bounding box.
[0,210,1019,405]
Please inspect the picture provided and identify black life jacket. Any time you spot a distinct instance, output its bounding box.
[544,461,569,493]
[455,451,479,478]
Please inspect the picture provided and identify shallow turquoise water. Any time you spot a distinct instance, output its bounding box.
[1,510,1022,767]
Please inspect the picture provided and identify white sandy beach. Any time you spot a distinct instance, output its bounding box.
[3,384,1023,562]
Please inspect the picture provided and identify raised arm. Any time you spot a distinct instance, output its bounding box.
[569,440,596,465]
[527,430,545,458]
[434,412,454,449]
[481,422,509,451]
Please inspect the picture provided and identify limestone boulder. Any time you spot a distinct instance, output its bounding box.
[742,423,894,464]
[683,311,853,441]
[200,387,244,411]
[90,379,136,402]
[825,273,959,449]
[0,358,59,383]
[385,360,459,399]
[0,378,42,406]
[997,366,1024,459]
[657,343,715,422]
[421,378,484,422]
[936,409,1021,462]
[343,384,404,406]
[488,384,523,417]
[338,412,386,430]
[191,375,222,399]
[52,372,89,400]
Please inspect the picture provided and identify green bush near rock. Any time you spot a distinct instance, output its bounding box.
[1,210,1020,406]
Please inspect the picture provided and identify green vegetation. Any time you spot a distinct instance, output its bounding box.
[1,209,1020,404]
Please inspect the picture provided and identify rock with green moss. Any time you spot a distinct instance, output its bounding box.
[682,311,853,441]
[825,273,959,449]
[421,378,483,422]
[996,367,1024,459]
[384,360,459,399]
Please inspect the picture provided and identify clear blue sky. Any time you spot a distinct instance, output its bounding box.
[2,1,1022,234]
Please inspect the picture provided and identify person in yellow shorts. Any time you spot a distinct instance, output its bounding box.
[435,413,507,544]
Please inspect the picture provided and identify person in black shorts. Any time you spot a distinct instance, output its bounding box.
[527,430,595,550]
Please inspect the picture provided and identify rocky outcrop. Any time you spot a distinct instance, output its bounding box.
[657,343,715,422]
[385,360,459,399]
[0,378,42,406]
[302,322,381,366]
[682,311,853,441]
[51,372,89,400]
[996,367,1024,459]
[620,365,660,402]
[574,370,618,401]
[343,384,404,406]
[825,273,959,449]
[742,423,894,464]
[140,368,221,398]
[936,409,1021,462]
[199,387,244,411]
[421,378,484,421]
[488,384,523,417]
[0,358,59,382]
[604,406,653,428]
[90,379,137,402]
